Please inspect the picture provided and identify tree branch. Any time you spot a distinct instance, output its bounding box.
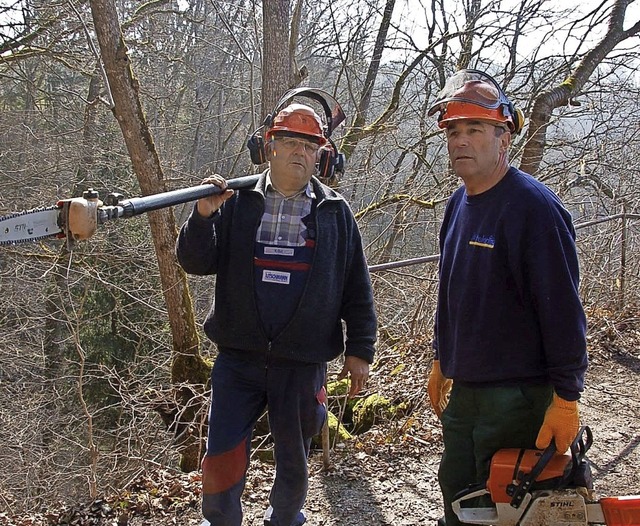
[520,0,640,175]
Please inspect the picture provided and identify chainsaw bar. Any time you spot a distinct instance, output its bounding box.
[0,206,62,245]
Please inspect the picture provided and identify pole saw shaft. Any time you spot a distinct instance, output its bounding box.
[103,174,260,220]
[60,174,260,249]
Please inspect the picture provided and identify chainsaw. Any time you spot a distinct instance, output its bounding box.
[0,174,259,249]
[451,427,640,525]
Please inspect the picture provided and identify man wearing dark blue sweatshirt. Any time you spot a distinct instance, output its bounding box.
[176,94,376,526]
[426,70,588,526]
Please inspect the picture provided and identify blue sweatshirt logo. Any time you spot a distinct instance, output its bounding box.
[469,234,495,249]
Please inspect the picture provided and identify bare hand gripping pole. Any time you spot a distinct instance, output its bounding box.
[97,174,260,220]
[59,174,260,249]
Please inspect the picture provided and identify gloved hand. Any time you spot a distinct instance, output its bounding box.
[428,359,452,418]
[535,393,580,453]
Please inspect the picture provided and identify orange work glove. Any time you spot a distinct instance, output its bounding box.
[428,359,452,419]
[535,393,580,453]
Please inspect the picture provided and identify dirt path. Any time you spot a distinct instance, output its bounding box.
[207,329,640,526]
[6,315,638,526]
[233,322,640,526]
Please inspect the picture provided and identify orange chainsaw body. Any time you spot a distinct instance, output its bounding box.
[455,429,640,525]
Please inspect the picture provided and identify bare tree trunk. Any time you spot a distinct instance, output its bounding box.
[73,70,102,196]
[89,0,208,472]
[519,0,640,175]
[42,71,103,447]
[617,204,627,311]
[262,0,295,115]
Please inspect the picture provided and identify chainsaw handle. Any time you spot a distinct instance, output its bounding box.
[508,441,557,507]
[508,425,592,508]
[452,487,506,525]
[570,425,593,464]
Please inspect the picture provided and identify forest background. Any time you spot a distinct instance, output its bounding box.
[0,0,639,523]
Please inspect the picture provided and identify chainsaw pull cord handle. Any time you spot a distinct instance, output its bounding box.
[508,425,592,508]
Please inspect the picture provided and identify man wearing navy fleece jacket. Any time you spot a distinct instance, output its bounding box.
[426,70,588,526]
[176,96,376,526]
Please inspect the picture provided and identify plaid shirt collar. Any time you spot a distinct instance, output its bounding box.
[265,173,315,200]
[257,173,315,246]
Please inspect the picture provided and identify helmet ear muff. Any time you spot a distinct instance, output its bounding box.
[317,140,345,185]
[512,106,524,135]
[246,113,275,165]
[318,147,335,181]
[503,98,524,135]
[247,134,267,165]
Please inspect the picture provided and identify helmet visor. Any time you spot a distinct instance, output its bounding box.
[427,70,509,116]
[266,104,328,145]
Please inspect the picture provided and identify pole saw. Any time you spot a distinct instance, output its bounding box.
[452,427,640,526]
[0,174,260,250]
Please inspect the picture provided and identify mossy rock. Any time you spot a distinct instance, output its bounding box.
[326,379,357,423]
[326,378,350,396]
[311,410,352,448]
[351,394,408,434]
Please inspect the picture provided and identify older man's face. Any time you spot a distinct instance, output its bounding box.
[267,135,320,194]
[445,119,510,185]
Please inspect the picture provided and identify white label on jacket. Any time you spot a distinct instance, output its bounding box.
[262,269,290,285]
[264,246,295,256]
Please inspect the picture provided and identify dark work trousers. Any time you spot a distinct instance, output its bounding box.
[201,350,327,526]
[439,383,552,526]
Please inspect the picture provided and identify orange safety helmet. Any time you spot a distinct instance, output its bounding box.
[265,103,328,145]
[428,70,523,134]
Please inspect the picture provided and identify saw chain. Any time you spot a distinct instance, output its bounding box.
[0,206,62,246]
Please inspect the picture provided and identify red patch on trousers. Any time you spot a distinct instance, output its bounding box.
[316,386,327,405]
[201,438,248,494]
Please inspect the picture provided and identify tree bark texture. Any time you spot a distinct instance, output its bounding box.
[262,0,294,116]
[89,0,208,472]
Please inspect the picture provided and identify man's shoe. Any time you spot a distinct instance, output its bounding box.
[264,505,274,526]
[264,506,307,526]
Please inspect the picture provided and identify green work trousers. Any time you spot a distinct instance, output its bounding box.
[439,383,553,526]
